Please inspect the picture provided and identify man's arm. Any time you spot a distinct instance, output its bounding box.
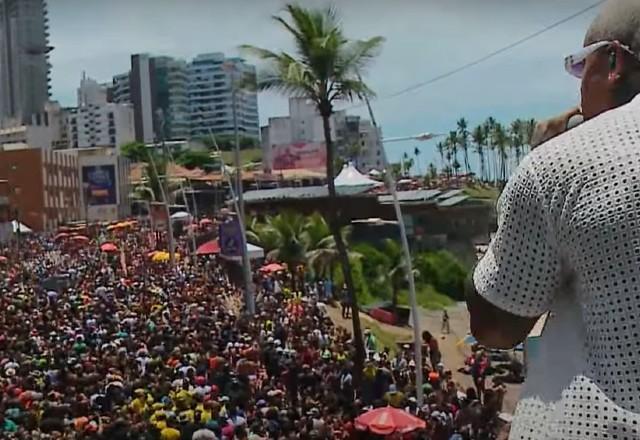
[466,275,539,349]
[467,156,561,350]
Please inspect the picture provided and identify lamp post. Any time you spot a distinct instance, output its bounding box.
[224,60,255,315]
[359,91,442,408]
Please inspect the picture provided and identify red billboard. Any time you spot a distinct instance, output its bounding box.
[272,142,326,170]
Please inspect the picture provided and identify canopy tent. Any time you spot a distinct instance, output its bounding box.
[218,242,265,262]
[196,240,221,256]
[12,221,32,234]
[170,211,191,221]
[334,162,383,191]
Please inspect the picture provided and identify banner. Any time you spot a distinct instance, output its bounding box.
[218,217,243,257]
[149,202,168,231]
[82,165,117,206]
[272,142,326,170]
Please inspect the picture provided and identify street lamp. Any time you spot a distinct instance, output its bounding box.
[382,133,445,144]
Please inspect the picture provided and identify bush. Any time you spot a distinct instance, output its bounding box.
[415,250,468,301]
[334,256,376,305]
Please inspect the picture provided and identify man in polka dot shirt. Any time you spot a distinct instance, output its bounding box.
[468,0,640,438]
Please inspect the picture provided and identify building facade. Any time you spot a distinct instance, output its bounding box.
[261,97,384,173]
[59,147,131,223]
[0,179,10,243]
[187,53,259,139]
[0,0,51,125]
[154,56,189,140]
[67,76,135,151]
[0,101,67,151]
[0,148,80,232]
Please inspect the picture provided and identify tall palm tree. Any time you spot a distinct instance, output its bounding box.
[303,212,356,283]
[447,131,460,180]
[471,125,487,182]
[523,118,537,154]
[436,141,445,173]
[510,119,524,170]
[241,5,383,373]
[457,118,471,176]
[246,211,307,267]
[484,117,497,184]
[414,146,422,176]
[402,152,410,176]
[493,123,509,184]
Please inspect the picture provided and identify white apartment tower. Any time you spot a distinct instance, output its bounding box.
[67,76,135,151]
[0,0,52,125]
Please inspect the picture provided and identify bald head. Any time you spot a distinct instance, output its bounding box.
[585,0,640,51]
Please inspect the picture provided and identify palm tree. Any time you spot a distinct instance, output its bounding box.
[241,5,383,373]
[303,212,356,283]
[493,123,509,184]
[457,118,471,176]
[523,118,537,154]
[402,152,410,176]
[414,146,422,176]
[471,125,487,182]
[510,119,524,170]
[246,211,307,268]
[436,141,445,173]
[484,117,497,183]
[446,131,459,179]
[379,239,420,311]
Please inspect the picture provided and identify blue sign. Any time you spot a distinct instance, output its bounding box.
[82,165,117,206]
[219,217,242,257]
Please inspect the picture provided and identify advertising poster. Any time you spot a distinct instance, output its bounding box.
[219,217,242,257]
[272,142,326,170]
[82,165,117,206]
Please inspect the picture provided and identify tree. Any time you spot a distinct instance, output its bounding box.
[413,146,421,176]
[425,163,438,186]
[121,142,149,163]
[471,124,487,182]
[457,118,471,175]
[199,134,259,151]
[176,149,217,170]
[242,5,384,374]
[436,142,445,173]
[510,119,524,170]
[381,239,407,311]
[446,131,459,179]
[523,118,537,154]
[492,123,509,184]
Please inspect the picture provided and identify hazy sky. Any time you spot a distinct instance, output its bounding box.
[48,0,601,165]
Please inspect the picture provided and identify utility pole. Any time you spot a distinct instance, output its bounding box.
[227,61,255,315]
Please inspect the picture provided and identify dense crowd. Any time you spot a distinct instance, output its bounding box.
[0,225,506,439]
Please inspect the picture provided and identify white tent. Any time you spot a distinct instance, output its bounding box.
[220,242,265,262]
[12,221,32,234]
[334,163,383,190]
[170,211,191,221]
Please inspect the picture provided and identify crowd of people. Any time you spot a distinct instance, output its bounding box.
[0,223,507,439]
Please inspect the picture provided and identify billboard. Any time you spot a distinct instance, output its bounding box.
[82,165,117,206]
[272,142,326,170]
[218,217,243,257]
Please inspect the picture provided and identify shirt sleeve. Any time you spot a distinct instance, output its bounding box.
[473,158,561,318]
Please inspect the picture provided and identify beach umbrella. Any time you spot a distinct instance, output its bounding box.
[355,407,426,435]
[70,235,90,243]
[100,243,118,253]
[54,233,69,241]
[196,240,220,256]
[259,263,285,273]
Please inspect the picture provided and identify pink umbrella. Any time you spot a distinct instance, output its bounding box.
[100,242,118,253]
[259,263,285,273]
[196,240,220,256]
[355,407,427,435]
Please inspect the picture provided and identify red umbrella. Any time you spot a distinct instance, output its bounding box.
[355,407,426,435]
[196,240,220,256]
[54,232,69,241]
[260,263,285,273]
[70,235,90,243]
[100,242,118,253]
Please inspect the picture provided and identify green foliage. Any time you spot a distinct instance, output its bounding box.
[121,142,149,163]
[353,243,392,299]
[199,135,259,151]
[175,150,218,170]
[414,250,467,301]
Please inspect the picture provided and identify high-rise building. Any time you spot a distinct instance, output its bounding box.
[154,56,189,140]
[0,0,52,125]
[187,53,259,139]
[67,75,135,151]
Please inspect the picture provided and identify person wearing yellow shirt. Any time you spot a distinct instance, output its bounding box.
[383,384,405,408]
[159,418,181,440]
[130,389,148,416]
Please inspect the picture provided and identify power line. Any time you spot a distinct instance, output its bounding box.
[350,0,604,108]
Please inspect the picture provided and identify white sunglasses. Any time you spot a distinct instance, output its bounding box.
[564,40,639,78]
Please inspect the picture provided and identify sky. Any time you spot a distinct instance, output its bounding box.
[48,0,602,166]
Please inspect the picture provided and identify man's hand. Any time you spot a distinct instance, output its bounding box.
[531,106,583,149]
